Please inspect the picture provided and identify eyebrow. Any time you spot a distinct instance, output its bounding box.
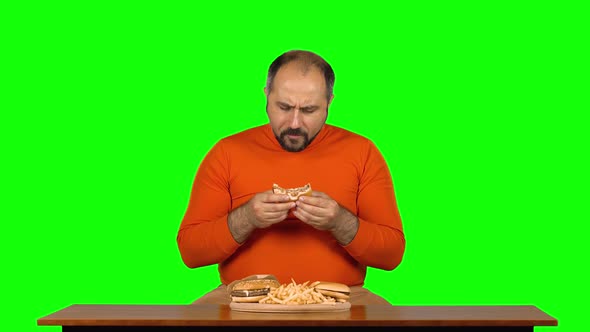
[300,105,319,112]
[277,102,319,111]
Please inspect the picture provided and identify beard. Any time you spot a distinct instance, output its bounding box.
[277,127,310,152]
[266,100,328,152]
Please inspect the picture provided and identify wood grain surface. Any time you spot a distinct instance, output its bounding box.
[37,304,558,327]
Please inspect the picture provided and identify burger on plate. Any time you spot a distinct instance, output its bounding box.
[229,274,280,303]
[314,282,351,302]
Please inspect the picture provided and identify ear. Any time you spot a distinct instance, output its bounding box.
[328,94,335,106]
[264,87,268,96]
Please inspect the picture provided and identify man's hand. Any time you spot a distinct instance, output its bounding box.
[245,190,296,228]
[228,190,295,243]
[293,191,359,245]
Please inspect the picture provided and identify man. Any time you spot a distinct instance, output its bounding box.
[177,50,405,305]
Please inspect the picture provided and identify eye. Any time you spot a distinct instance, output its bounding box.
[300,107,317,114]
[278,104,291,111]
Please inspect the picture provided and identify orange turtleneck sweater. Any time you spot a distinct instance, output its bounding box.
[177,124,405,286]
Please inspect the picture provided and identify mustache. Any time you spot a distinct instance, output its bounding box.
[281,128,306,136]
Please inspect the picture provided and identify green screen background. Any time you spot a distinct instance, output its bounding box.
[2,1,587,331]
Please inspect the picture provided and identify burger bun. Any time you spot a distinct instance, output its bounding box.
[314,282,351,301]
[228,274,280,303]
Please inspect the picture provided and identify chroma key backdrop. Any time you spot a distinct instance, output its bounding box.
[2,1,587,331]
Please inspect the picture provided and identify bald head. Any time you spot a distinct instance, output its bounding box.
[266,50,335,101]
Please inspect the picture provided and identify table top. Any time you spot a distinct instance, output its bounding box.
[37,304,558,327]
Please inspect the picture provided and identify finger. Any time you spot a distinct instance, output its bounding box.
[266,201,296,212]
[264,210,289,219]
[264,215,289,224]
[293,208,322,226]
[261,192,292,203]
[297,195,326,209]
[292,208,309,223]
[258,211,290,225]
[294,205,320,222]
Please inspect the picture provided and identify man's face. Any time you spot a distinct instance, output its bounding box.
[265,63,333,152]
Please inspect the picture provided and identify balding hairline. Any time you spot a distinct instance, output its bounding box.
[266,50,335,101]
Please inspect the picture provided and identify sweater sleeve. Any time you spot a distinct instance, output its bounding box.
[176,141,240,268]
[343,140,406,270]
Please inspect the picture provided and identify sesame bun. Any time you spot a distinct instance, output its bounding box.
[231,278,280,291]
[228,274,280,303]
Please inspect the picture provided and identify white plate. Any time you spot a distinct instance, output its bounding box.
[230,302,351,313]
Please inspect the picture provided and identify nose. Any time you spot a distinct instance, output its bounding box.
[289,109,302,129]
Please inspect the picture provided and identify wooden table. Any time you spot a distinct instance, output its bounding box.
[37,304,557,331]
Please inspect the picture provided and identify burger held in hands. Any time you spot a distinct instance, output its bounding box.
[272,183,312,201]
[228,274,350,305]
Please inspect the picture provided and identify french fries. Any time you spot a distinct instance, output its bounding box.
[258,278,338,305]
